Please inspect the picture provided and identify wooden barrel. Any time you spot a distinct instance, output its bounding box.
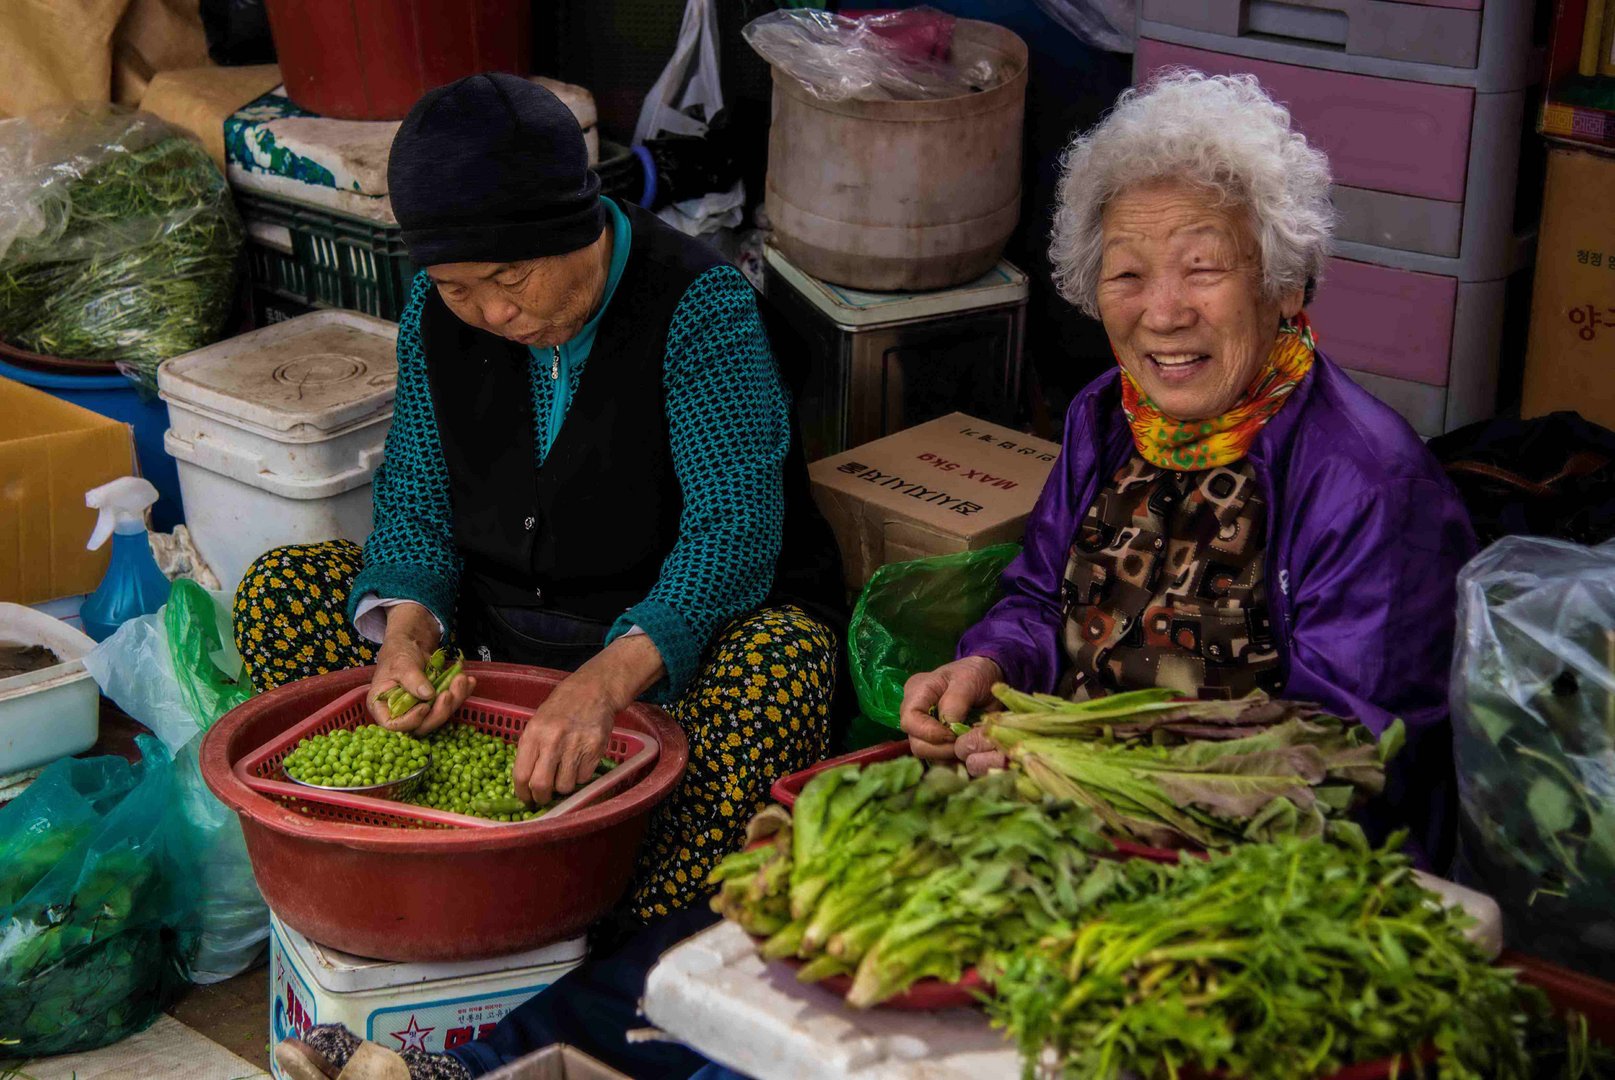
[764,20,1028,292]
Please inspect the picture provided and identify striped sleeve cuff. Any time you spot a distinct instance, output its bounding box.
[348,563,458,641]
[609,598,700,704]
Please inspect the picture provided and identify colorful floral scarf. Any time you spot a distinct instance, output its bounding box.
[1119,314,1317,471]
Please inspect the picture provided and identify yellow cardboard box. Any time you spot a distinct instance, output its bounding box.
[1523,146,1615,430]
[809,412,1059,589]
[0,378,136,604]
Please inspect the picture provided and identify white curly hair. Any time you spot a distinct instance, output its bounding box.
[1049,69,1335,319]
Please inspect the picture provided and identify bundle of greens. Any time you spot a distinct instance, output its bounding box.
[0,106,241,389]
[981,687,1402,849]
[708,757,1164,1007]
[986,828,1592,1080]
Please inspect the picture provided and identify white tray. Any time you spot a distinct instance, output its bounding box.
[0,604,99,774]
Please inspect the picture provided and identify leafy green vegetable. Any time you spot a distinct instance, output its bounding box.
[983,687,1400,848]
[985,830,1594,1080]
[708,758,1155,1007]
[0,106,240,389]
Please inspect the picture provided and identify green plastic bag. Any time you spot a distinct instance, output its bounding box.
[848,544,1021,730]
[83,582,267,986]
[0,737,188,1058]
[166,577,251,732]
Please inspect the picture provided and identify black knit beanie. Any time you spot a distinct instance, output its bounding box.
[388,73,603,266]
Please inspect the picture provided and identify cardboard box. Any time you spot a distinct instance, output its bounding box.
[0,379,135,605]
[483,1045,630,1080]
[1522,147,1615,430]
[810,413,1059,588]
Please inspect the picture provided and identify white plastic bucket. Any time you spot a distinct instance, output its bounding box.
[157,311,399,595]
[0,604,99,774]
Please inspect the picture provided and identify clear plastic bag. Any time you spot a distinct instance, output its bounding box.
[0,737,189,1057]
[634,0,725,142]
[742,7,1003,102]
[1030,0,1138,53]
[82,586,267,985]
[1451,536,1615,979]
[849,544,1021,730]
[0,104,241,390]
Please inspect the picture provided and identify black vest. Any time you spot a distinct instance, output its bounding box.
[421,203,844,637]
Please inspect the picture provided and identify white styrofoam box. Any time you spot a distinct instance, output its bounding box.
[269,915,586,1079]
[157,311,398,594]
[643,921,1021,1080]
[0,603,99,774]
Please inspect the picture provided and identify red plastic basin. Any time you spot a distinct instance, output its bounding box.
[202,664,687,962]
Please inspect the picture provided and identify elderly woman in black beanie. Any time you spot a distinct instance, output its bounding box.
[252,74,841,1078]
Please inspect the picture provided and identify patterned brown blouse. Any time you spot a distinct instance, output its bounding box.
[1057,455,1281,700]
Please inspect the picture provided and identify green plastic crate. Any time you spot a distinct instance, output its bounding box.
[237,190,416,322]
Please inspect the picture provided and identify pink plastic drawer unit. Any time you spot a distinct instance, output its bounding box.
[1138,0,1538,90]
[1143,0,1531,87]
[1135,38,1536,278]
[1308,257,1519,435]
[1138,39,1472,201]
[1310,259,1456,386]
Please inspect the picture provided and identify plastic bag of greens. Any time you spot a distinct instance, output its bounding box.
[0,104,241,390]
[849,544,1020,730]
[0,738,189,1057]
[1451,536,1615,979]
[83,584,267,985]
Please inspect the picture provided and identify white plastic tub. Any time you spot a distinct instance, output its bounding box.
[0,603,99,774]
[157,311,399,595]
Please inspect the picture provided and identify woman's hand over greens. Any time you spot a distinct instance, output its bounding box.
[953,724,1007,776]
[900,655,1004,763]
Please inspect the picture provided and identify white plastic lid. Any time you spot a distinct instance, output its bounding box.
[272,913,588,994]
[158,311,399,442]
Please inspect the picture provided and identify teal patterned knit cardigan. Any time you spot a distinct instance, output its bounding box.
[349,263,791,702]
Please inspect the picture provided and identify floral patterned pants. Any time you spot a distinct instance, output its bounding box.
[233,541,836,919]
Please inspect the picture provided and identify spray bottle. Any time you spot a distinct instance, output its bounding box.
[81,477,171,643]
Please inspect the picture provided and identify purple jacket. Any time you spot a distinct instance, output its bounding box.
[958,356,1477,865]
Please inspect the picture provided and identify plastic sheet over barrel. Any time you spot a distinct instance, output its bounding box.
[764,20,1028,291]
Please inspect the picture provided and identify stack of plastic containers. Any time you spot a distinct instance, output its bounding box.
[1135,0,1544,436]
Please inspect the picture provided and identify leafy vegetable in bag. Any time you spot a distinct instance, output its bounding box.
[0,105,241,389]
[1451,536,1615,980]
[0,739,187,1057]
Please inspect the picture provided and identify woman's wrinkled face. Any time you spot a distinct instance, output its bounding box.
[428,234,609,349]
[1095,179,1303,421]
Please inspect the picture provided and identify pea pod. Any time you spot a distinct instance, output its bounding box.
[471,795,534,817]
[373,649,460,720]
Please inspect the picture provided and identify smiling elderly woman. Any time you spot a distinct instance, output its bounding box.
[901,71,1476,863]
